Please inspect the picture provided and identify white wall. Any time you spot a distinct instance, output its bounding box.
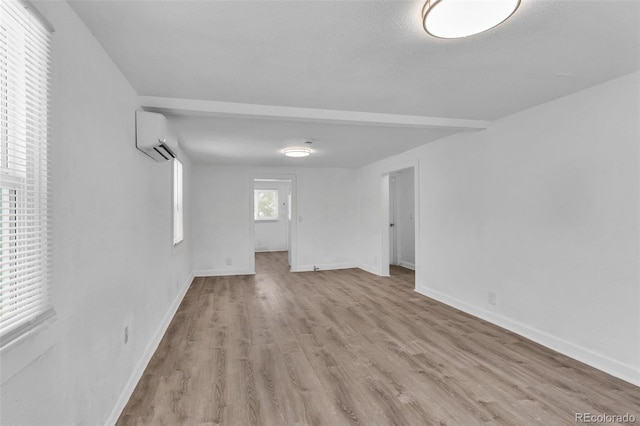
[254,180,290,252]
[0,3,193,425]
[358,72,640,386]
[396,169,415,269]
[192,165,359,275]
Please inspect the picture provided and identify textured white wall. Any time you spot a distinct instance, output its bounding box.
[192,165,359,274]
[295,167,359,271]
[192,166,251,275]
[0,3,193,424]
[358,72,640,386]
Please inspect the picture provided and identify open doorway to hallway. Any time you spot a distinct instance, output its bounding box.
[386,167,415,277]
[251,177,295,272]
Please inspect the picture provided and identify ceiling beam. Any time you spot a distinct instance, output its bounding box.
[139,96,490,130]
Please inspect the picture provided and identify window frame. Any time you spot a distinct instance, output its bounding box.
[172,158,184,246]
[0,0,54,350]
[254,189,279,221]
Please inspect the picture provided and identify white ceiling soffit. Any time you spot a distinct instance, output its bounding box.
[69,0,640,167]
[139,96,488,168]
[167,114,461,168]
[140,96,490,130]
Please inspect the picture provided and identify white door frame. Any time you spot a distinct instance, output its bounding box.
[389,174,398,266]
[380,161,420,288]
[248,173,298,273]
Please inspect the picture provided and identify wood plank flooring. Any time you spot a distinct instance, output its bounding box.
[117,252,639,425]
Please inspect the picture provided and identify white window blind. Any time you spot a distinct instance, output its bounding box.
[0,0,53,348]
[172,159,183,245]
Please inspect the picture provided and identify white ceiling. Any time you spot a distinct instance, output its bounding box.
[69,0,640,167]
[167,114,461,168]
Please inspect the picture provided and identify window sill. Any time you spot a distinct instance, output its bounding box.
[255,219,279,223]
[1,313,57,384]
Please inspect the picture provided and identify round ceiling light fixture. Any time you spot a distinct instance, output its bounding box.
[283,147,312,157]
[422,0,520,39]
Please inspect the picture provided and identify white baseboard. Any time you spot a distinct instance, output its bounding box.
[291,262,357,272]
[398,261,415,270]
[254,248,287,253]
[105,273,194,425]
[357,263,383,276]
[194,268,255,277]
[415,285,640,387]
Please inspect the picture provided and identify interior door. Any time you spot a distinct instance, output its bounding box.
[287,184,292,266]
[389,175,397,265]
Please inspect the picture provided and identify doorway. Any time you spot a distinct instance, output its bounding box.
[389,173,398,266]
[382,166,416,277]
[249,175,297,273]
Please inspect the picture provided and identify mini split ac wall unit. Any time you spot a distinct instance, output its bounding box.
[135,110,178,162]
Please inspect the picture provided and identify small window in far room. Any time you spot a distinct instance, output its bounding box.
[172,159,183,245]
[254,189,278,221]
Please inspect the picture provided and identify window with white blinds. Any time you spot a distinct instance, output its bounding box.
[0,0,53,348]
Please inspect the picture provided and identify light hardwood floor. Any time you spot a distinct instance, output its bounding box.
[117,252,639,425]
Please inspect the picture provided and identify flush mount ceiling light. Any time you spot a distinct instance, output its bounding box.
[283,147,312,158]
[422,0,520,39]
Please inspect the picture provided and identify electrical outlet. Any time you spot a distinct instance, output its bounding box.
[124,326,129,344]
[225,258,232,266]
[488,291,497,306]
